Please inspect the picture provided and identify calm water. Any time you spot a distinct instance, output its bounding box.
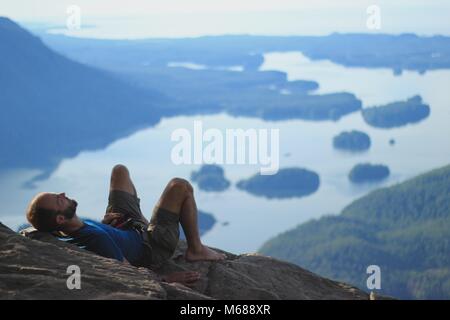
[2,52,450,253]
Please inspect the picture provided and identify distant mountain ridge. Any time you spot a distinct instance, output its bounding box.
[40,32,450,74]
[259,165,450,299]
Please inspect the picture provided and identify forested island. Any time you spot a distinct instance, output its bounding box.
[191,165,231,192]
[362,96,430,128]
[333,130,371,151]
[348,163,390,183]
[236,168,320,199]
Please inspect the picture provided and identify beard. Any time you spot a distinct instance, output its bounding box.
[61,198,78,219]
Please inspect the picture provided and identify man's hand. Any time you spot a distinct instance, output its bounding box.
[162,271,201,288]
[102,212,124,227]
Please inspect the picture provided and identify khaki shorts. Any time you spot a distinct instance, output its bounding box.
[106,190,180,267]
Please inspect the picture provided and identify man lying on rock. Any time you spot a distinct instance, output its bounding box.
[25,164,225,287]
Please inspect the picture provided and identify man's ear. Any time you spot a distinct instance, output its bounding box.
[55,214,66,225]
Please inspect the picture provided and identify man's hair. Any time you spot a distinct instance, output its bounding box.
[26,197,76,232]
[26,200,60,232]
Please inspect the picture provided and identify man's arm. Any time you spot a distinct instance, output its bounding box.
[102,212,124,227]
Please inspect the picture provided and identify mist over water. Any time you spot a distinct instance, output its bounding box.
[22,4,450,39]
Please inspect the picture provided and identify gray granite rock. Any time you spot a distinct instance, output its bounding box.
[0,222,369,300]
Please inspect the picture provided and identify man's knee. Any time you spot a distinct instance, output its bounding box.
[111,164,130,180]
[167,178,193,195]
[156,178,193,214]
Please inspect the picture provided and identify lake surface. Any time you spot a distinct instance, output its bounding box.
[2,52,450,253]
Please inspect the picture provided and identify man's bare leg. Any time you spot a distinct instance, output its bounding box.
[110,164,138,196]
[155,178,225,262]
[105,166,202,285]
[109,164,148,225]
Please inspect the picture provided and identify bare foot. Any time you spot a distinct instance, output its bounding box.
[185,245,226,262]
[162,271,200,288]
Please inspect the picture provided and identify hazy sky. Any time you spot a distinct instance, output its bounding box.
[1,0,450,38]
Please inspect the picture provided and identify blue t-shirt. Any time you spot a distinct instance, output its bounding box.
[66,220,144,265]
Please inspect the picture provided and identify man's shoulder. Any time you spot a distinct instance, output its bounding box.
[76,220,109,236]
[83,219,109,229]
[82,220,124,239]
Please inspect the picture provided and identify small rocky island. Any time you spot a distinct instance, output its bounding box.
[333,130,371,151]
[349,163,390,183]
[362,95,430,128]
[236,168,320,199]
[191,164,231,192]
